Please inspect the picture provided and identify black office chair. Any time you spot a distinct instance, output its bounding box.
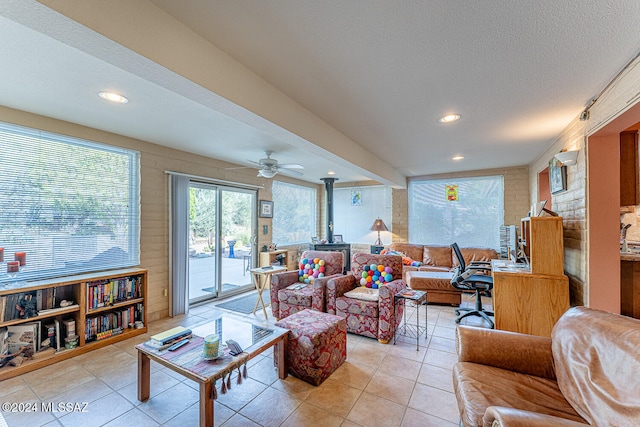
[449,243,494,328]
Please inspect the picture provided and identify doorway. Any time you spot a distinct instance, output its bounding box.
[188,182,257,305]
[538,168,552,210]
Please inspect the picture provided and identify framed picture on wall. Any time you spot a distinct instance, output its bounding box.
[259,200,273,218]
[549,158,567,194]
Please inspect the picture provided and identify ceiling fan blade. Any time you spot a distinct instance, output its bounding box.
[278,163,304,169]
[224,166,254,170]
[280,168,304,176]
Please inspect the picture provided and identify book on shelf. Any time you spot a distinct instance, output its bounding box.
[6,322,39,354]
[0,327,8,356]
[150,326,191,345]
[54,319,61,352]
[37,304,80,315]
[44,323,56,351]
[86,276,143,310]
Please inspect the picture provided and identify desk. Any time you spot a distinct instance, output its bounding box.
[492,260,569,337]
[248,266,287,318]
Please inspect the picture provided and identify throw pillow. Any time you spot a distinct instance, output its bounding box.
[344,287,379,301]
[298,257,325,284]
[381,249,422,267]
[359,263,394,289]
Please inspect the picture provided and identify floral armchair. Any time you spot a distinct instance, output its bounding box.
[326,253,406,343]
[270,250,344,320]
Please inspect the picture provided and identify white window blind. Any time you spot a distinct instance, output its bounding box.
[0,122,140,284]
[334,186,392,244]
[409,176,504,249]
[272,181,316,245]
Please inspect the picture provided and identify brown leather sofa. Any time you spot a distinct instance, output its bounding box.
[387,243,498,305]
[387,243,499,273]
[453,306,640,426]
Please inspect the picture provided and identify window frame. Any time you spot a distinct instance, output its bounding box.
[0,121,141,284]
[408,175,504,249]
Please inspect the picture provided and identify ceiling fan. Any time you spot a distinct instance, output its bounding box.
[226,151,304,178]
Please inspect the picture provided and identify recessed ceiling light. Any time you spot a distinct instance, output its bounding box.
[438,114,461,123]
[98,91,129,104]
[452,156,464,160]
[327,171,336,175]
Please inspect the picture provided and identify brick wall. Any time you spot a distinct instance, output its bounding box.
[529,117,587,305]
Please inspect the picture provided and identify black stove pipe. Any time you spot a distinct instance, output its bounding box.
[321,177,337,243]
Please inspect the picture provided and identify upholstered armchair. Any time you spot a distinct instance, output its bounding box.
[270,250,344,320]
[326,253,406,343]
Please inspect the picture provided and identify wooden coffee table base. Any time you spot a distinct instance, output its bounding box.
[137,324,288,427]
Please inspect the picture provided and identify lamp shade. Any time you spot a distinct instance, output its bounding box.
[371,218,388,231]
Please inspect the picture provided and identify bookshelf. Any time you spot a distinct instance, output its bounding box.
[259,249,289,270]
[0,267,147,380]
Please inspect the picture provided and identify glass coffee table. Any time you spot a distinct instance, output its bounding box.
[136,314,289,427]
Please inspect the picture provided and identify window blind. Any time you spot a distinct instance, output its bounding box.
[409,176,504,249]
[0,122,140,284]
[272,181,316,245]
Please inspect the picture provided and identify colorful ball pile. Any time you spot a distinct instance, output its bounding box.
[298,257,325,284]
[359,264,394,289]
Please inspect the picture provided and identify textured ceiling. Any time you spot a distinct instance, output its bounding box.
[2,0,640,186]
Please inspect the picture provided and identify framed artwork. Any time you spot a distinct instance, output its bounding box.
[549,158,567,194]
[259,200,273,218]
[333,234,343,243]
[351,189,362,206]
[311,236,319,244]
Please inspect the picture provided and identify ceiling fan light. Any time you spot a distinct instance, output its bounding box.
[258,169,277,178]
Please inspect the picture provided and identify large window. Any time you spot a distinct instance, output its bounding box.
[409,176,504,249]
[272,181,316,245]
[0,122,140,283]
[334,186,392,244]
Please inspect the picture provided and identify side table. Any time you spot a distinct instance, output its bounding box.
[394,289,428,351]
[248,266,287,318]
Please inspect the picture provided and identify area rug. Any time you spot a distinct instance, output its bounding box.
[216,290,270,314]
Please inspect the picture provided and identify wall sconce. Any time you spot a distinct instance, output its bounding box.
[554,150,579,166]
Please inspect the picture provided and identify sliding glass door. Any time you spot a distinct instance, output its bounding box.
[188,182,257,305]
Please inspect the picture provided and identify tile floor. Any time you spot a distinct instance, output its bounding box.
[0,293,493,427]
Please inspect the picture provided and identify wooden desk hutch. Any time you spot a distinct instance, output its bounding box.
[492,216,570,337]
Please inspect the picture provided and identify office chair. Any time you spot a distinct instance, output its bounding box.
[449,243,494,328]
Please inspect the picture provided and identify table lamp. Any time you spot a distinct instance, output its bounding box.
[370,217,388,245]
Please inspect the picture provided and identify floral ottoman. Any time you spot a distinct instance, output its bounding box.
[275,309,347,385]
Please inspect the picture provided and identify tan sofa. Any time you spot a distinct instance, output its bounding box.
[453,306,640,426]
[386,243,499,305]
